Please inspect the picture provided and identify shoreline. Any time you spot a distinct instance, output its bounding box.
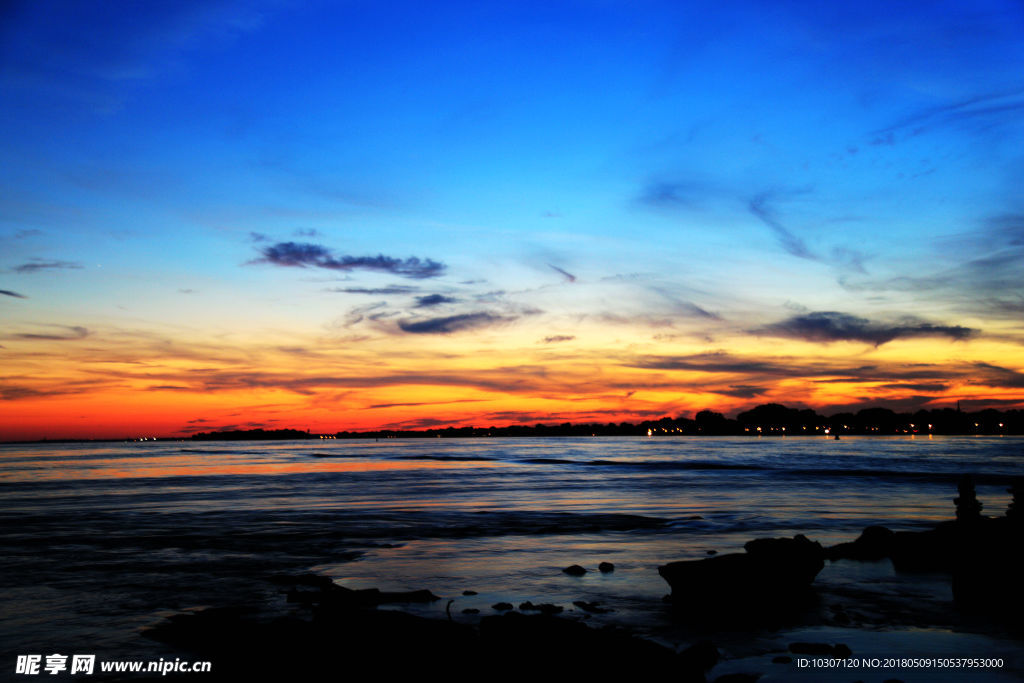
[139,521,1023,682]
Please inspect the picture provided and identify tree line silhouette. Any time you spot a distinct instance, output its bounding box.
[190,403,1024,440]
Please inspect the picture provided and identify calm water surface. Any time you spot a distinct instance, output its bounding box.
[1,436,1022,676]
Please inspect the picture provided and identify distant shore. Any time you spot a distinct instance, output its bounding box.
[4,402,1022,443]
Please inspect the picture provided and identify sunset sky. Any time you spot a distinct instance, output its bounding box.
[3,0,1024,440]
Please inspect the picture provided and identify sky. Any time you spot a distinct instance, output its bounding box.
[2,0,1024,440]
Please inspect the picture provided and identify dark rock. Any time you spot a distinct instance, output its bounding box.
[491,602,513,611]
[659,535,824,608]
[834,643,852,658]
[826,525,895,561]
[461,608,480,614]
[563,564,587,576]
[707,549,718,555]
[462,590,478,596]
[772,656,792,664]
[598,561,615,573]
[955,474,983,521]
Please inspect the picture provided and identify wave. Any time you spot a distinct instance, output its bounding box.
[519,458,768,471]
[394,455,498,462]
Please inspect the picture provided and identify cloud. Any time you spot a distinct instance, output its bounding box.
[752,311,976,346]
[875,382,949,393]
[972,362,1024,389]
[11,259,83,274]
[0,289,27,298]
[13,325,89,341]
[626,352,960,386]
[397,312,511,334]
[637,181,702,209]
[252,241,445,279]
[414,294,457,308]
[367,399,487,409]
[331,286,420,295]
[541,335,575,344]
[839,214,1024,320]
[748,192,815,260]
[548,264,577,282]
[825,395,942,413]
[870,88,1024,145]
[712,385,769,398]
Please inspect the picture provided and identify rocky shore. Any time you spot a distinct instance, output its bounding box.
[142,477,1022,682]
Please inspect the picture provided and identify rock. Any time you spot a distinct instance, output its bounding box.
[598,561,615,573]
[706,549,718,555]
[563,564,587,576]
[462,590,478,596]
[491,602,513,611]
[461,608,479,614]
[659,535,824,608]
[826,525,894,561]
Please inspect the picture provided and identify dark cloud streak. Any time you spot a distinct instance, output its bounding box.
[397,312,510,334]
[253,241,445,279]
[11,259,83,274]
[753,311,976,346]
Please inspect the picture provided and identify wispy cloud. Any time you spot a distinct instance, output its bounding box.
[252,241,445,279]
[972,362,1024,389]
[541,335,575,344]
[11,259,83,274]
[397,312,512,334]
[413,294,457,308]
[0,289,27,299]
[331,286,420,295]
[712,385,769,398]
[748,192,815,260]
[12,325,89,341]
[752,311,976,346]
[548,264,577,282]
[871,88,1024,145]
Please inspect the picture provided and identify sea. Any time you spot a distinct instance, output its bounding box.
[1,436,1022,681]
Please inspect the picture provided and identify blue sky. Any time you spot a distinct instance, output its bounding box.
[2,0,1024,437]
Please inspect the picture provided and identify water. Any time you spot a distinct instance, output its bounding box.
[1,436,1022,678]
